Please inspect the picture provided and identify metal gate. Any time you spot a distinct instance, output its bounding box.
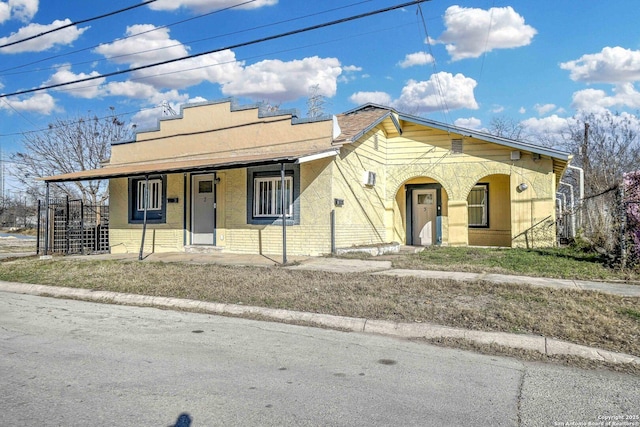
[37,198,109,255]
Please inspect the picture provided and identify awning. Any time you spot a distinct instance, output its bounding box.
[41,148,340,182]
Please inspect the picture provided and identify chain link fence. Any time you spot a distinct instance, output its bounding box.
[558,172,640,268]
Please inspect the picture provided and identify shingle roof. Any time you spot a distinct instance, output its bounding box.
[333,105,392,143]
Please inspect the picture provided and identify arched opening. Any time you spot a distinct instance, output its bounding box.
[467,174,511,247]
[395,177,449,246]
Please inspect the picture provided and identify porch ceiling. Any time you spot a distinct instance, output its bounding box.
[41,148,338,182]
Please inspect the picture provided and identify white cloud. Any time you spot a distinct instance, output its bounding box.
[0,92,56,114]
[149,0,277,12]
[519,107,526,114]
[454,117,482,129]
[0,2,11,23]
[43,64,105,98]
[0,19,88,54]
[221,56,342,102]
[393,72,478,113]
[571,83,640,111]
[95,25,243,90]
[95,25,188,65]
[104,81,188,106]
[397,52,434,68]
[348,91,392,106]
[343,65,362,72]
[491,105,505,113]
[0,0,38,24]
[521,115,571,135]
[534,103,556,115]
[560,47,640,83]
[437,5,536,61]
[131,97,211,130]
[339,64,363,83]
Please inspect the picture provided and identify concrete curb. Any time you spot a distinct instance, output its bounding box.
[1,281,638,366]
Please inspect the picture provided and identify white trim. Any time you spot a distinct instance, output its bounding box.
[254,176,293,218]
[137,178,162,211]
[296,149,339,164]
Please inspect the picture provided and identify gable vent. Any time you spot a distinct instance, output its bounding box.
[451,138,463,154]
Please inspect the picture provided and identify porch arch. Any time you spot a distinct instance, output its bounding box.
[466,173,512,247]
[392,175,449,246]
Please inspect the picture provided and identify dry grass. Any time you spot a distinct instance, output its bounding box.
[1,257,638,359]
[379,246,640,282]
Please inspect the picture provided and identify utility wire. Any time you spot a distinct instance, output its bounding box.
[0,0,372,77]
[0,0,430,100]
[0,0,157,50]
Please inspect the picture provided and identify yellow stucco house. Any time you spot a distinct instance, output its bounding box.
[44,99,571,258]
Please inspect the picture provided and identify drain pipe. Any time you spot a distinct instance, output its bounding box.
[567,165,584,228]
[559,181,575,238]
[556,192,567,239]
[138,175,149,261]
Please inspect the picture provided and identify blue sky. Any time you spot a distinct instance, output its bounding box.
[1,0,640,161]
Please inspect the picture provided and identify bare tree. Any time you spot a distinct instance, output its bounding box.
[564,111,640,194]
[488,115,527,141]
[11,108,133,205]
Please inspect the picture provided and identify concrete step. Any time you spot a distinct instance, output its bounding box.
[184,245,223,254]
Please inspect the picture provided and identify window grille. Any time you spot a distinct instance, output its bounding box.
[254,176,293,217]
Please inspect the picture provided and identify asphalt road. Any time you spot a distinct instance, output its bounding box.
[0,292,638,426]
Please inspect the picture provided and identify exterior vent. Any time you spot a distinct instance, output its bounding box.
[373,134,379,151]
[362,171,376,187]
[510,150,521,161]
[451,138,463,154]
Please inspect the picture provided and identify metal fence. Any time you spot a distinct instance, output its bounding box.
[37,197,109,255]
[557,174,640,268]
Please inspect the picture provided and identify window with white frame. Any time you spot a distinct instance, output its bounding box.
[253,176,292,218]
[468,184,488,227]
[129,175,166,223]
[137,179,162,211]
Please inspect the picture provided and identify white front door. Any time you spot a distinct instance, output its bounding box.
[192,174,215,245]
[412,189,437,246]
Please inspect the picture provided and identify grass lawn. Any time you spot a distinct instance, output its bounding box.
[383,246,640,282]
[0,255,638,362]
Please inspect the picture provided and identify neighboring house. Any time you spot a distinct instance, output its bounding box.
[43,99,571,257]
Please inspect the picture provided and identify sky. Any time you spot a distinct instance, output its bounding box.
[1,0,640,174]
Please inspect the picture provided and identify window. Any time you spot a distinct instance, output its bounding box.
[468,184,488,227]
[129,175,166,223]
[247,165,299,225]
[254,176,292,218]
[137,179,162,211]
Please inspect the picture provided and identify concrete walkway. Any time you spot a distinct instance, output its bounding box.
[286,257,640,297]
[66,251,640,297]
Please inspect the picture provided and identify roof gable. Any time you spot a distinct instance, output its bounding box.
[335,103,571,162]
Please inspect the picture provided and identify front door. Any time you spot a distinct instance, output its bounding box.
[412,189,437,246]
[192,174,215,245]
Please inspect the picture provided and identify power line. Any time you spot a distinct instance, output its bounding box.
[0,0,372,78]
[0,19,417,138]
[0,0,261,75]
[0,0,157,50]
[0,0,430,100]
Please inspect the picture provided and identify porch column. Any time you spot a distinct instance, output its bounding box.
[44,182,50,255]
[138,175,149,260]
[281,163,287,264]
[447,199,469,246]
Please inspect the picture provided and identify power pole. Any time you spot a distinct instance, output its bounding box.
[306,84,326,118]
[582,122,590,176]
